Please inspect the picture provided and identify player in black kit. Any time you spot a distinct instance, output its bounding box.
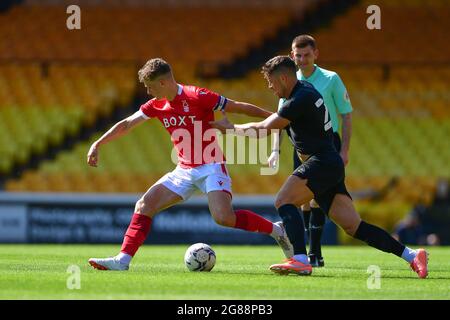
[210,56,428,278]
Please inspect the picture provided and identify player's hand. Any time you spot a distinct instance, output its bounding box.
[340,150,349,166]
[267,150,279,169]
[209,111,234,133]
[87,143,99,167]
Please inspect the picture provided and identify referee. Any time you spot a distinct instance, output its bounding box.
[269,35,353,267]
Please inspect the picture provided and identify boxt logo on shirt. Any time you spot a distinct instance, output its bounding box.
[162,116,197,128]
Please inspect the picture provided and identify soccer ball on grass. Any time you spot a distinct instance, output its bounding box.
[184,243,216,272]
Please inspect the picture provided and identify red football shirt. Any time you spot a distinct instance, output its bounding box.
[139,84,227,168]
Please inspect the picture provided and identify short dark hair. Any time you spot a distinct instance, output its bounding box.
[292,34,316,49]
[261,55,297,78]
[138,58,172,82]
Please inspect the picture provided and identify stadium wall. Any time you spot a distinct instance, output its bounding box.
[0,192,337,245]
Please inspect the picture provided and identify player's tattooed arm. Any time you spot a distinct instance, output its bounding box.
[224,99,273,118]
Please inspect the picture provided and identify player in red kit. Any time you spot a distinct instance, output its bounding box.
[87,58,293,270]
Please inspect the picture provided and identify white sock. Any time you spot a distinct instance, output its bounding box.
[116,252,132,265]
[401,247,417,263]
[270,223,283,238]
[293,254,309,264]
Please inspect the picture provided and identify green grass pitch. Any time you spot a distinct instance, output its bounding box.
[0,244,449,300]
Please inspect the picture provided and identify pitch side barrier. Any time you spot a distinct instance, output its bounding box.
[0,192,337,244]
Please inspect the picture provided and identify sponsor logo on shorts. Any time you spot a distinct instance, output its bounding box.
[315,98,324,107]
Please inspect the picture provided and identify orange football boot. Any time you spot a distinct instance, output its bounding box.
[269,258,312,276]
[410,249,428,279]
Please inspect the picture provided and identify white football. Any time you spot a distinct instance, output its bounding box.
[184,243,216,272]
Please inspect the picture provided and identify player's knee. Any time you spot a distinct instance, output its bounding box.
[274,196,293,209]
[302,202,311,211]
[274,197,283,209]
[309,199,319,208]
[275,190,300,208]
[342,222,358,237]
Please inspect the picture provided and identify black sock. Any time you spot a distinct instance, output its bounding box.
[309,207,325,257]
[302,209,311,232]
[278,204,307,255]
[354,221,405,257]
